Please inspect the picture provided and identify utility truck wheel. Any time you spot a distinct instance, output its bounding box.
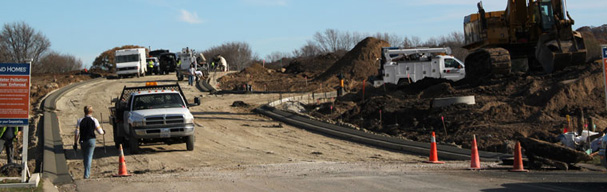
[137,72,140,78]
[397,78,411,86]
[178,74,184,81]
[186,135,195,151]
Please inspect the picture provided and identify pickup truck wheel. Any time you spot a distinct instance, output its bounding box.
[113,126,124,149]
[186,135,195,151]
[129,137,139,154]
[601,151,607,169]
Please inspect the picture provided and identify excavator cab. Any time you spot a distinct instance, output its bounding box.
[538,0,556,32]
[534,0,586,73]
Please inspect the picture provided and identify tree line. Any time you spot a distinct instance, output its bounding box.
[0,22,82,74]
[268,29,469,63]
[5,21,605,75]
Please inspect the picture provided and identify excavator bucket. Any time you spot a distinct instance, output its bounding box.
[536,32,587,73]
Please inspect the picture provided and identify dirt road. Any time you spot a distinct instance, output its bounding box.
[54,74,422,190]
[51,74,606,192]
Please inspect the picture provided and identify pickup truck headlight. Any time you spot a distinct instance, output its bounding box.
[131,121,144,127]
[184,113,195,125]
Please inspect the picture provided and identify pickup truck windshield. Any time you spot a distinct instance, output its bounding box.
[116,54,139,63]
[132,93,185,110]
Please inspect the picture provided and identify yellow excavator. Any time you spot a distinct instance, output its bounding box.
[463,0,586,79]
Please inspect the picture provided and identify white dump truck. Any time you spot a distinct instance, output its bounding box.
[375,47,465,86]
[115,48,147,78]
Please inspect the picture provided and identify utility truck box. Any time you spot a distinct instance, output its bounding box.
[109,82,200,153]
[375,47,465,86]
[115,48,147,78]
[176,48,198,81]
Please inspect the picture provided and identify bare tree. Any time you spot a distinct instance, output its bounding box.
[293,41,321,58]
[0,22,50,63]
[203,41,257,71]
[313,29,342,53]
[35,51,83,74]
[266,51,291,63]
[373,32,403,47]
[0,42,8,62]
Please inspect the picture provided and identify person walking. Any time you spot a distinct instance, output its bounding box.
[73,106,105,179]
[188,63,196,86]
[0,126,21,164]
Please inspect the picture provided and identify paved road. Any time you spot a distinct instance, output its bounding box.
[50,74,606,192]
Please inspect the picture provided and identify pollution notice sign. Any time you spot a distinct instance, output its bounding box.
[603,46,607,110]
[0,63,30,126]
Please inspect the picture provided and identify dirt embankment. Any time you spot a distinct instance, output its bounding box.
[310,63,607,152]
[217,36,606,153]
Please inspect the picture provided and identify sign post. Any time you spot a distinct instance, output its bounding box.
[602,45,607,110]
[0,62,31,183]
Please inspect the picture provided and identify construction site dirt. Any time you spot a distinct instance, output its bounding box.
[218,37,606,167]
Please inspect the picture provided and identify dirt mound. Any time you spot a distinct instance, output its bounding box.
[318,37,389,82]
[218,63,318,92]
[219,37,389,93]
[286,52,343,77]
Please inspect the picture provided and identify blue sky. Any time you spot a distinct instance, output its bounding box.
[1,0,606,68]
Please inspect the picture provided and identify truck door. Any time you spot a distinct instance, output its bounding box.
[441,57,466,81]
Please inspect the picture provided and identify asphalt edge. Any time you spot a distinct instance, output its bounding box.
[254,104,509,162]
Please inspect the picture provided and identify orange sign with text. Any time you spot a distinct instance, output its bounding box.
[0,63,31,126]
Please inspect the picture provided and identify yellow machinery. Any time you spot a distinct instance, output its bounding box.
[463,0,586,79]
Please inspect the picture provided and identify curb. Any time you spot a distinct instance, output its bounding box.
[255,102,508,162]
[42,78,104,184]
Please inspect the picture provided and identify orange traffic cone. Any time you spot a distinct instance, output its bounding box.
[469,134,481,170]
[509,141,528,172]
[424,132,445,164]
[113,144,132,177]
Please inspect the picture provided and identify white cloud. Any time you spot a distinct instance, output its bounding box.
[242,0,288,6]
[179,9,203,24]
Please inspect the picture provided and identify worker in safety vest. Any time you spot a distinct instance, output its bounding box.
[177,59,182,67]
[148,60,154,69]
[0,126,21,164]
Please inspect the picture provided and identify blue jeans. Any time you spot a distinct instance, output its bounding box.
[188,75,194,86]
[81,138,96,179]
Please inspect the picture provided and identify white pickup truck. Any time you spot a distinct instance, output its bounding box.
[109,83,200,154]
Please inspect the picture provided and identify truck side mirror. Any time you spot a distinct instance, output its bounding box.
[194,97,201,106]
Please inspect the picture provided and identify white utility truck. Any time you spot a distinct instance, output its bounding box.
[176,48,197,81]
[375,47,465,86]
[115,48,147,78]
